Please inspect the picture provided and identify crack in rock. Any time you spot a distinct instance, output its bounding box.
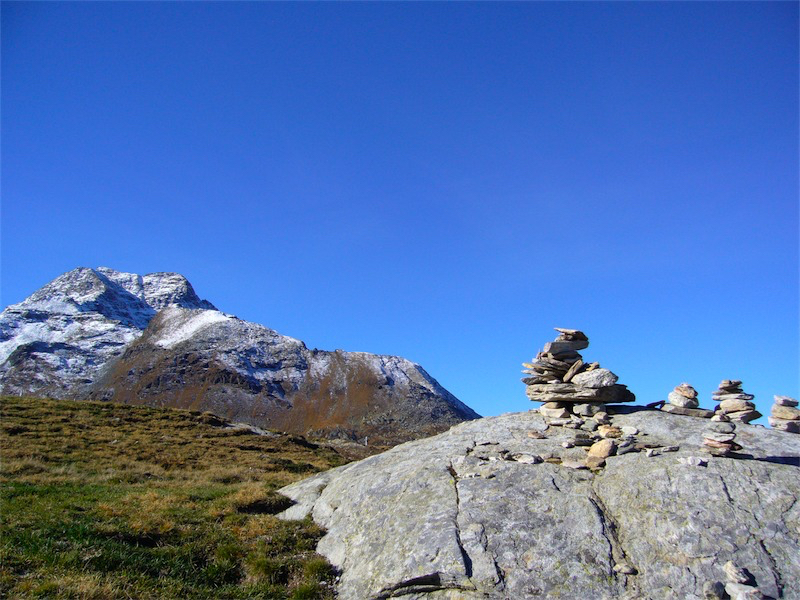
[448,460,507,595]
[373,572,476,599]
[758,539,784,598]
[447,463,474,579]
[589,478,638,592]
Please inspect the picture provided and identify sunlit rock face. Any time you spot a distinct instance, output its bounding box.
[278,408,800,600]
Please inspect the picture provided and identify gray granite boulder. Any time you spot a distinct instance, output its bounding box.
[278,408,800,600]
[571,368,619,389]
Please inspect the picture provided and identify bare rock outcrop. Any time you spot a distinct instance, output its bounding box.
[279,408,800,599]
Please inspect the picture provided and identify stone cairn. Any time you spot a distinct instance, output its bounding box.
[661,383,715,418]
[769,395,800,434]
[712,380,761,423]
[702,414,740,457]
[523,328,635,421]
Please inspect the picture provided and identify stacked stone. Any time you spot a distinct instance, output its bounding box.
[768,396,800,433]
[523,328,635,420]
[702,415,740,457]
[722,560,765,600]
[661,383,715,418]
[712,380,761,423]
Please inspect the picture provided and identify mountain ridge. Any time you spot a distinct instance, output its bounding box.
[0,267,478,444]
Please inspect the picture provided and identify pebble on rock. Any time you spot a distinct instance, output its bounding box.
[598,425,623,439]
[668,390,700,409]
[661,404,716,418]
[588,439,617,459]
[723,561,753,585]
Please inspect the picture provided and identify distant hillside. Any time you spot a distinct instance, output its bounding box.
[0,267,479,445]
[0,395,356,599]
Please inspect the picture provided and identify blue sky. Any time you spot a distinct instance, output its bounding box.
[2,2,798,421]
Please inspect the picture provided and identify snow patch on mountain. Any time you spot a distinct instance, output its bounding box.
[153,308,234,349]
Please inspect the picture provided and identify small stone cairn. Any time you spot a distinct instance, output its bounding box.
[661,383,715,418]
[769,395,800,433]
[523,328,635,421]
[702,414,740,457]
[712,380,761,423]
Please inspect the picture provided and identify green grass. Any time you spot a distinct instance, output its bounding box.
[0,396,350,599]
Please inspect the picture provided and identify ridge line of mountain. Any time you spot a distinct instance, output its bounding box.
[0,267,479,445]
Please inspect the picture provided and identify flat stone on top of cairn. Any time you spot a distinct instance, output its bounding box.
[712,380,761,423]
[523,328,635,421]
[768,396,800,434]
[661,383,715,418]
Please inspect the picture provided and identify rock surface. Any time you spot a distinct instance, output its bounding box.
[279,408,800,600]
[0,268,478,445]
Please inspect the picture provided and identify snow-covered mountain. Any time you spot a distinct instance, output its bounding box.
[0,267,215,397]
[0,268,478,444]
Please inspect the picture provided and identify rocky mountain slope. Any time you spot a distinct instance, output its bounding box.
[0,267,215,397]
[0,268,478,445]
[278,407,800,599]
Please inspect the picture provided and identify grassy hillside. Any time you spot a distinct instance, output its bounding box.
[0,396,353,599]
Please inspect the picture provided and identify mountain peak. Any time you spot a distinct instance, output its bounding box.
[15,267,216,328]
[1,267,478,444]
[0,267,216,396]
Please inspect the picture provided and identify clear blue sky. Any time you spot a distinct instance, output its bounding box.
[2,2,798,421]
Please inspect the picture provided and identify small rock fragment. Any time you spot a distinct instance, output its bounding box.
[612,562,637,575]
[540,406,571,419]
[768,417,800,433]
[674,383,698,399]
[774,395,798,407]
[707,421,736,434]
[561,459,588,470]
[588,438,617,459]
[723,561,753,585]
[571,368,619,389]
[702,580,726,600]
[593,412,610,424]
[573,402,605,417]
[661,404,716,418]
[585,455,606,469]
[598,425,623,438]
[513,454,542,464]
[581,419,599,432]
[724,582,764,600]
[616,440,636,455]
[771,404,800,421]
[668,390,700,409]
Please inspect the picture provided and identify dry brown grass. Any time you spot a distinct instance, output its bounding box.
[0,395,351,599]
